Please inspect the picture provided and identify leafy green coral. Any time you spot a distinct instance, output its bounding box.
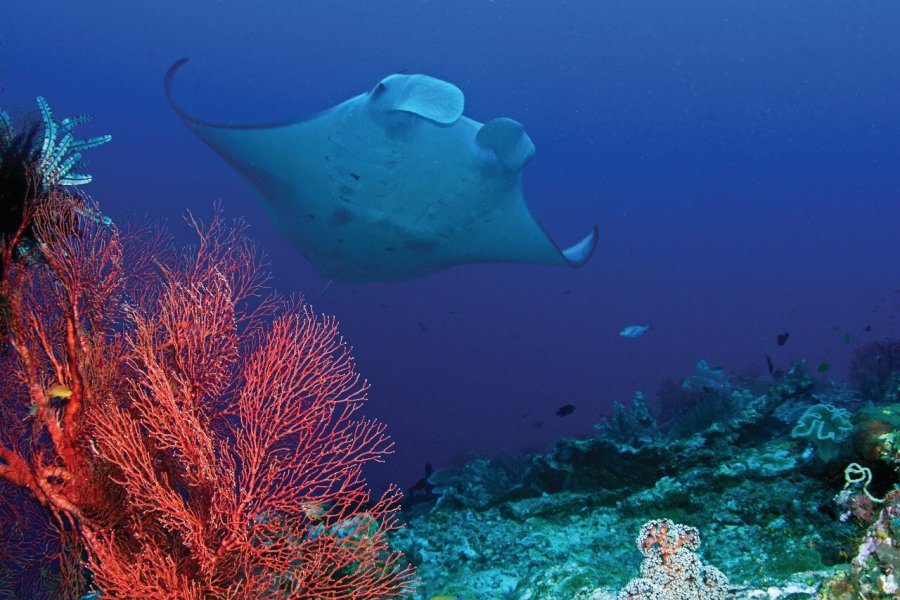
[791,403,853,463]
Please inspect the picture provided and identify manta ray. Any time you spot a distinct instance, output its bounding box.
[165,59,598,282]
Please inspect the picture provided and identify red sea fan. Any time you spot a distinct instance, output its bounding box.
[0,190,415,599]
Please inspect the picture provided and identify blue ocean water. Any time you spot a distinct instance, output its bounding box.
[2,0,898,502]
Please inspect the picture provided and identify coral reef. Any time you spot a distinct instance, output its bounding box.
[0,192,413,598]
[820,490,900,598]
[852,403,900,470]
[392,361,898,599]
[848,339,900,404]
[655,361,748,438]
[595,391,657,446]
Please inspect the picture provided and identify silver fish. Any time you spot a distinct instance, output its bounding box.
[619,322,651,338]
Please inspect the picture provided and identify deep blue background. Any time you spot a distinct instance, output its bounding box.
[3,1,898,492]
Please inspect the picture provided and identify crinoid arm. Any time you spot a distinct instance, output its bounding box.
[34,95,111,188]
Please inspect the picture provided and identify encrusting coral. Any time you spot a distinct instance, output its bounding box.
[617,518,728,600]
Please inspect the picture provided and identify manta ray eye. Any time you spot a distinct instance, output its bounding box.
[372,82,387,95]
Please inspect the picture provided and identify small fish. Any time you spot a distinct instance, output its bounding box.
[817,362,830,373]
[843,333,851,344]
[556,404,576,417]
[864,324,872,332]
[765,354,774,375]
[74,205,113,227]
[317,279,334,301]
[417,321,428,332]
[300,500,328,520]
[429,595,461,600]
[46,384,73,399]
[776,332,790,346]
[620,322,651,338]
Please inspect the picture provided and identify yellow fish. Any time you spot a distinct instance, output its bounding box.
[430,596,462,600]
[46,384,73,399]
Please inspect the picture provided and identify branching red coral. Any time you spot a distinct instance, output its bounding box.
[0,189,414,598]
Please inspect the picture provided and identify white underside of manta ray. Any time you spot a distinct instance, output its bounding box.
[165,59,598,282]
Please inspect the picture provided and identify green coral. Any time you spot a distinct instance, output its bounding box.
[791,403,853,462]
